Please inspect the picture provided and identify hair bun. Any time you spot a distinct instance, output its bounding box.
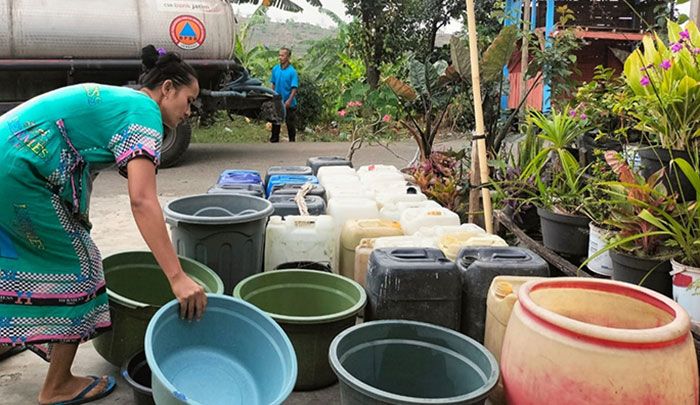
[156,52,183,68]
[141,45,159,70]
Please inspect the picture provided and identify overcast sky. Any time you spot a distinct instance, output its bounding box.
[232,1,691,33]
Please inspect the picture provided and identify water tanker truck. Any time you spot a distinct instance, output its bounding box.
[0,0,284,167]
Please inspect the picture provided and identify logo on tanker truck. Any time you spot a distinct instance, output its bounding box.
[169,15,206,50]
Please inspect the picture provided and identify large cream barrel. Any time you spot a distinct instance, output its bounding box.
[501,277,699,404]
[0,0,234,59]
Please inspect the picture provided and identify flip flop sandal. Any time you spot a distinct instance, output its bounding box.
[47,375,116,405]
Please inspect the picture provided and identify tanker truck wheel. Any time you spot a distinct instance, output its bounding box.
[160,122,192,168]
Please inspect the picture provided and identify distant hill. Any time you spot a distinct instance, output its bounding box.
[240,17,454,57]
[241,18,336,56]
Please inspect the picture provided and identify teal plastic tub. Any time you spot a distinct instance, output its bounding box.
[93,251,223,366]
[234,269,366,390]
[145,294,296,405]
[329,320,499,404]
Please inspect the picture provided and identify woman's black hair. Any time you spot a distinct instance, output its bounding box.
[139,45,198,90]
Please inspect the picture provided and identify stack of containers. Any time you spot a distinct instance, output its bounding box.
[267,194,326,217]
[338,219,404,280]
[267,183,327,201]
[264,215,336,272]
[207,169,265,198]
[265,165,313,185]
[306,156,353,175]
[416,223,509,261]
[353,234,439,287]
[265,174,319,198]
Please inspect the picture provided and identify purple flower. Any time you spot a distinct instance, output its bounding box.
[660,59,672,70]
[156,47,167,56]
[569,109,577,118]
[580,113,588,120]
[671,42,683,53]
[640,75,650,87]
[680,29,690,41]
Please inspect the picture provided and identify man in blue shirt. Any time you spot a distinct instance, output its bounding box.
[270,47,299,142]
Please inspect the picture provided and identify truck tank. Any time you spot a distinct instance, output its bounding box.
[0,0,235,59]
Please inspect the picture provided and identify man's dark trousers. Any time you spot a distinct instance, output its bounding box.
[271,106,297,142]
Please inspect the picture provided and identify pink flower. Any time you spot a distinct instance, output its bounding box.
[680,29,690,41]
[568,109,577,118]
[671,42,683,53]
[338,109,347,117]
[580,113,587,120]
[382,114,392,122]
[640,75,650,87]
[355,101,363,107]
[694,48,700,55]
[660,59,672,70]
[346,101,363,108]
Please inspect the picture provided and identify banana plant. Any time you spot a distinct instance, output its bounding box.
[385,25,519,161]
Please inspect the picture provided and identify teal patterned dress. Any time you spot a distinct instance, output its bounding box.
[0,84,163,360]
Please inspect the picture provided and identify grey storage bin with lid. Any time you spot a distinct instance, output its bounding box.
[268,194,326,217]
[164,194,274,294]
[306,156,353,175]
[457,246,549,343]
[365,248,461,330]
[265,165,313,185]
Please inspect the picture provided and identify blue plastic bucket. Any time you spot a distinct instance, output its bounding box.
[145,294,297,405]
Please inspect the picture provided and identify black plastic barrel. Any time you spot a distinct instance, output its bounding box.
[457,247,549,342]
[365,248,460,330]
[268,194,326,217]
[307,156,353,175]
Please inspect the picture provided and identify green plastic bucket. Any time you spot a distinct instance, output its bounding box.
[329,320,499,404]
[234,269,366,390]
[93,251,224,366]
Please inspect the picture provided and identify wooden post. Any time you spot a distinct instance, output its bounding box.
[692,0,700,26]
[519,0,531,113]
[465,0,494,233]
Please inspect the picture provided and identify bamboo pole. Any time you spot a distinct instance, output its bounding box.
[465,0,494,233]
[519,0,531,113]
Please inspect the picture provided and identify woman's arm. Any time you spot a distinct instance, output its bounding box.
[126,158,207,320]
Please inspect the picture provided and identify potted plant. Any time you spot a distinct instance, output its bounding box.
[493,121,543,233]
[521,108,592,256]
[630,158,700,322]
[590,151,679,297]
[573,66,636,165]
[581,156,618,276]
[623,20,700,201]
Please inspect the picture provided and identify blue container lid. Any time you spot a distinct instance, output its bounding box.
[217,170,263,187]
[266,175,319,197]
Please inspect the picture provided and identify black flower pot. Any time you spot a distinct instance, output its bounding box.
[638,147,697,202]
[609,249,672,298]
[537,207,590,257]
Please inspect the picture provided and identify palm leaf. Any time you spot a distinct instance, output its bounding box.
[230,0,304,13]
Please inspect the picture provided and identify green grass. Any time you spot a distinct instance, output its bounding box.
[192,114,411,144]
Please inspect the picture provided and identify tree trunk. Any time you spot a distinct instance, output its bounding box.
[367,65,381,89]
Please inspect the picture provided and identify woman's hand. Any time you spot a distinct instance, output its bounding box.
[169,272,207,321]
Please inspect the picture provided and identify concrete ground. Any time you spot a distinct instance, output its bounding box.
[0,139,465,405]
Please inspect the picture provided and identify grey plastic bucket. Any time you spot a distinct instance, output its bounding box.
[164,194,274,294]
